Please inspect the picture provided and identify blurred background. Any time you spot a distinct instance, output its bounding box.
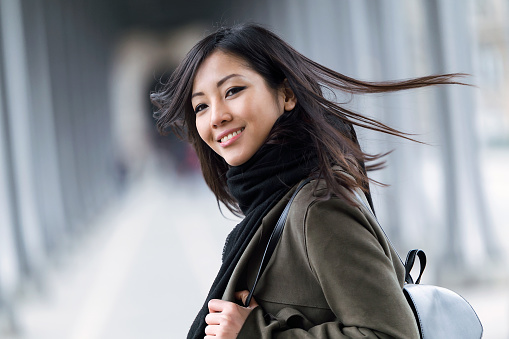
[0,0,508,338]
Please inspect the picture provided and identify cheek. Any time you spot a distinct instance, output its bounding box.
[195,117,214,148]
[195,117,209,143]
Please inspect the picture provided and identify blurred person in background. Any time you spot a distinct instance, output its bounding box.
[151,23,464,339]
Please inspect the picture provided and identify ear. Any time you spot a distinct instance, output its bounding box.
[281,79,297,111]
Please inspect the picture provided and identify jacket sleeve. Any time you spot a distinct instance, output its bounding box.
[237,197,420,339]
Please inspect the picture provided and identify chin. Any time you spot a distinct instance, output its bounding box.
[224,154,250,167]
[225,159,245,167]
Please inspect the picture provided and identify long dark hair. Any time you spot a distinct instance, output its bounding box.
[151,22,465,216]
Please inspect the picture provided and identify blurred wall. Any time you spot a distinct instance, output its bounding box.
[0,0,121,331]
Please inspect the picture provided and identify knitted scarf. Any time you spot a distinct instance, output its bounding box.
[187,142,317,339]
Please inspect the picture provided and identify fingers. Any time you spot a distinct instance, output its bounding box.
[205,297,256,338]
[234,290,259,308]
[204,323,219,337]
[205,312,222,325]
[234,290,249,306]
[208,298,229,313]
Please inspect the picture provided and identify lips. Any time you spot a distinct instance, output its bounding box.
[217,127,245,143]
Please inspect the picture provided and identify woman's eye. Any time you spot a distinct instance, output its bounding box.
[194,104,207,114]
[226,86,246,97]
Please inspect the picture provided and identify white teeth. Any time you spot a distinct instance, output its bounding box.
[220,128,244,143]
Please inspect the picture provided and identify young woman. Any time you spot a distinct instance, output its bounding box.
[151,23,464,339]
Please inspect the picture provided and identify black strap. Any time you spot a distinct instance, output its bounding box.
[246,182,427,307]
[404,249,426,284]
[244,178,312,307]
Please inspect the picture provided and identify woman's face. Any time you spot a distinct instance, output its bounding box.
[191,50,296,166]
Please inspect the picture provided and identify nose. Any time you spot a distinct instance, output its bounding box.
[210,101,232,128]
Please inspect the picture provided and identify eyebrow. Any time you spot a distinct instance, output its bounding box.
[191,73,242,99]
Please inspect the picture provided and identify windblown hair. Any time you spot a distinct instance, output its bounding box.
[151,22,465,216]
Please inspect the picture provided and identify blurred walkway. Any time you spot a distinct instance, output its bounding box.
[5,156,509,339]
[7,166,239,339]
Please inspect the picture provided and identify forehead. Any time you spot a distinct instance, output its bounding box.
[192,51,252,89]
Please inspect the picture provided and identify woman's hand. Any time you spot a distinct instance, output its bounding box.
[204,290,259,339]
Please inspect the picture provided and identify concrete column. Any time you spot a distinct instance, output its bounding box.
[42,0,84,230]
[375,1,433,254]
[0,0,45,279]
[21,0,67,253]
[0,23,20,334]
[426,0,501,279]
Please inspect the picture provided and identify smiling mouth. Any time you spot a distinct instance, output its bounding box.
[219,127,245,143]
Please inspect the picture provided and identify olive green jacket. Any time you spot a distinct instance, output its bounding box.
[222,179,420,338]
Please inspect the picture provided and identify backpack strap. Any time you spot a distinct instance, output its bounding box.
[244,178,312,307]
[404,249,426,284]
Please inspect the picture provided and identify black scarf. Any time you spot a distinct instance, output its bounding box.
[187,142,317,339]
